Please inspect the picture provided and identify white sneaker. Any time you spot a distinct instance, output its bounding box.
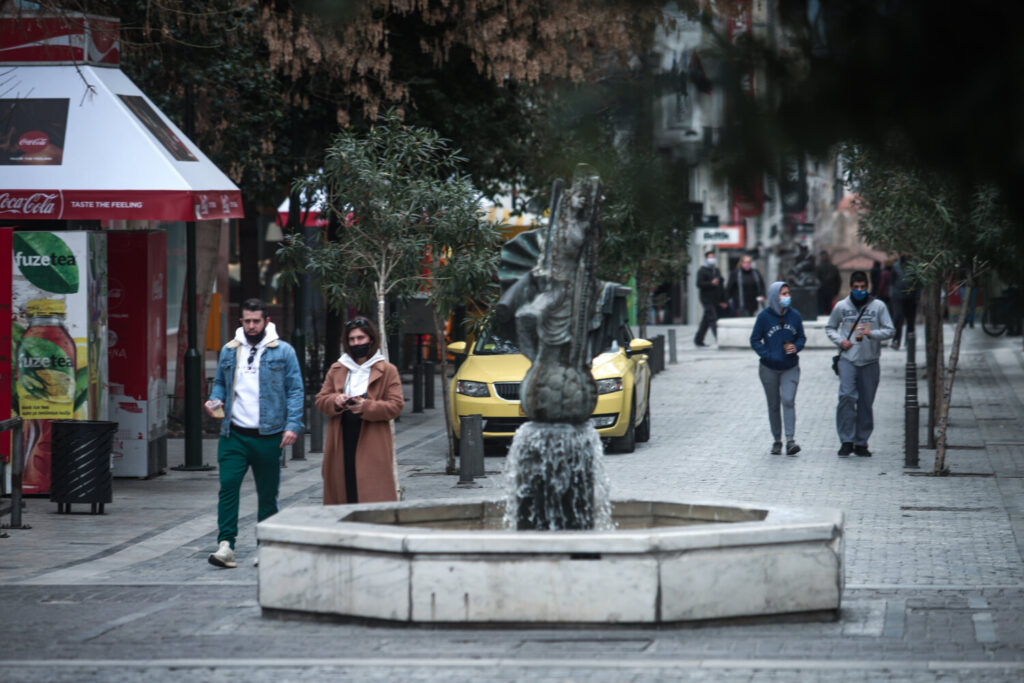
[208,540,237,568]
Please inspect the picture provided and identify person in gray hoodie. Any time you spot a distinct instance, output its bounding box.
[826,271,895,457]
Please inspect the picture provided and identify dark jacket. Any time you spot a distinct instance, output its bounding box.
[727,266,766,312]
[697,263,726,306]
[750,282,806,370]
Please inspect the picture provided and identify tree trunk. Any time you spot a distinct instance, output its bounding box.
[171,220,222,422]
[933,282,969,475]
[637,276,650,339]
[924,281,944,448]
[238,200,261,300]
[374,285,400,498]
[434,311,458,475]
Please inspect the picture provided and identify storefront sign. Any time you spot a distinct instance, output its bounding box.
[695,225,745,249]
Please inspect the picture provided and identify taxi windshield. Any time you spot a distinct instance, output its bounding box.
[473,331,521,355]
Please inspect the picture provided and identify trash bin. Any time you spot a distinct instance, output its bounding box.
[789,286,818,322]
[50,420,117,514]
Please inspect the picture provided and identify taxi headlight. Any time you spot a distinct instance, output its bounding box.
[456,380,489,397]
[595,378,623,394]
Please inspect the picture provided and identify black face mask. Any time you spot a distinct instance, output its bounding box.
[350,343,371,359]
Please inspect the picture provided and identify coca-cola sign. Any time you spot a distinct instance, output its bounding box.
[0,191,61,217]
[1,98,68,165]
[18,131,50,153]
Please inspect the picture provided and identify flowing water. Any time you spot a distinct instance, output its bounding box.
[503,421,614,531]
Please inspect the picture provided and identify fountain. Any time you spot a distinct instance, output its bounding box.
[257,167,844,624]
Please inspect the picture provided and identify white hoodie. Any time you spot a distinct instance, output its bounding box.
[231,321,279,428]
[339,349,385,397]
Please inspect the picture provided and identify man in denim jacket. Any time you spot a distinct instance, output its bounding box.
[203,298,304,568]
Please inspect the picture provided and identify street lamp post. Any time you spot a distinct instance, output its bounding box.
[904,330,919,468]
[177,220,213,471]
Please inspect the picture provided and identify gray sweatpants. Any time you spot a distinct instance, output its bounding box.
[836,358,881,446]
[758,363,800,441]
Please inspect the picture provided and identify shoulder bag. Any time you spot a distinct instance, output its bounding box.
[832,306,867,376]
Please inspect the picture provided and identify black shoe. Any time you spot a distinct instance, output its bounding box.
[770,441,782,455]
[786,440,801,456]
[837,442,854,457]
[854,445,872,457]
[694,341,708,347]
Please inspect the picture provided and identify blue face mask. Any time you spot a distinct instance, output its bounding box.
[851,288,868,301]
[779,296,791,308]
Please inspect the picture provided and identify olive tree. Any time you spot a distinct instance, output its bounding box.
[844,141,1017,474]
[282,110,499,480]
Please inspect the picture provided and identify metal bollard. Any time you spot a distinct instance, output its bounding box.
[291,398,306,460]
[424,360,435,410]
[458,414,485,483]
[1,417,29,530]
[904,330,920,468]
[309,405,324,453]
[412,364,424,413]
[668,328,678,364]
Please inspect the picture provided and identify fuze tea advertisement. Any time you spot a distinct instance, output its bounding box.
[12,231,107,494]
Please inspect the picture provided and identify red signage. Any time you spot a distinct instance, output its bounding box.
[0,228,10,463]
[0,189,244,221]
[0,13,120,65]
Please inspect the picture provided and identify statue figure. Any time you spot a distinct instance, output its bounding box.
[786,243,820,288]
[496,166,616,530]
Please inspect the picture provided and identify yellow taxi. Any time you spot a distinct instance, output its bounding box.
[447,326,652,453]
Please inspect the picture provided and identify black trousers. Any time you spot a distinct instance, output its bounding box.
[341,410,363,503]
[695,303,719,344]
[893,296,917,344]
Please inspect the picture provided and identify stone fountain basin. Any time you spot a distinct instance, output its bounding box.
[256,498,843,624]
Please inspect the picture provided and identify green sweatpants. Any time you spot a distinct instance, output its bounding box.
[216,430,282,548]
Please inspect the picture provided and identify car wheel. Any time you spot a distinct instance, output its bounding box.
[636,398,651,443]
[609,401,636,454]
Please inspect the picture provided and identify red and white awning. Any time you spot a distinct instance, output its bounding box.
[0,14,243,222]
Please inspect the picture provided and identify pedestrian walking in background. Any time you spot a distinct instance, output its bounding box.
[316,317,404,505]
[694,250,728,346]
[878,257,894,314]
[816,249,840,315]
[890,254,921,350]
[727,254,767,316]
[826,271,895,457]
[204,299,304,569]
[869,260,882,296]
[750,282,806,456]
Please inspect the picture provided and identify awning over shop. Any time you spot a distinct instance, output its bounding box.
[0,13,243,221]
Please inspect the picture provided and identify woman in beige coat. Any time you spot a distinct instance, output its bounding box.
[316,317,404,504]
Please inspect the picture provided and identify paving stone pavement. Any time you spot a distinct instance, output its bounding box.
[2,322,1024,682]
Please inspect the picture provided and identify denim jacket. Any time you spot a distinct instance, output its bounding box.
[208,335,305,438]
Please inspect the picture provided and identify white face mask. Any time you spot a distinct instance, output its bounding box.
[705,258,716,267]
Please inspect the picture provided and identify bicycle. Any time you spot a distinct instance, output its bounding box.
[982,285,1024,337]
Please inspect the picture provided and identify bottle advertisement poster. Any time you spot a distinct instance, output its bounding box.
[12,231,107,494]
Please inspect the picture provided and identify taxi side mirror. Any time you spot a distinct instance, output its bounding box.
[626,338,652,357]
[448,341,467,355]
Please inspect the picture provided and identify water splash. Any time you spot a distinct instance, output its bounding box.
[503,421,614,531]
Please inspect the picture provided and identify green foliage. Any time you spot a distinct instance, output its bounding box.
[281,109,499,330]
[843,140,1019,286]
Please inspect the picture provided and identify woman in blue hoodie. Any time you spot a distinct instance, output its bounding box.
[750,281,806,455]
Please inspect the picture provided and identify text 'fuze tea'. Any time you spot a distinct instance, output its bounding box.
[17,299,76,418]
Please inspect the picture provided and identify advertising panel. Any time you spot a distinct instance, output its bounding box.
[12,231,107,494]
[108,232,167,477]
[0,98,69,166]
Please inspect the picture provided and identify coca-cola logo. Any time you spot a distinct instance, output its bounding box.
[0,192,59,216]
[18,131,50,153]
